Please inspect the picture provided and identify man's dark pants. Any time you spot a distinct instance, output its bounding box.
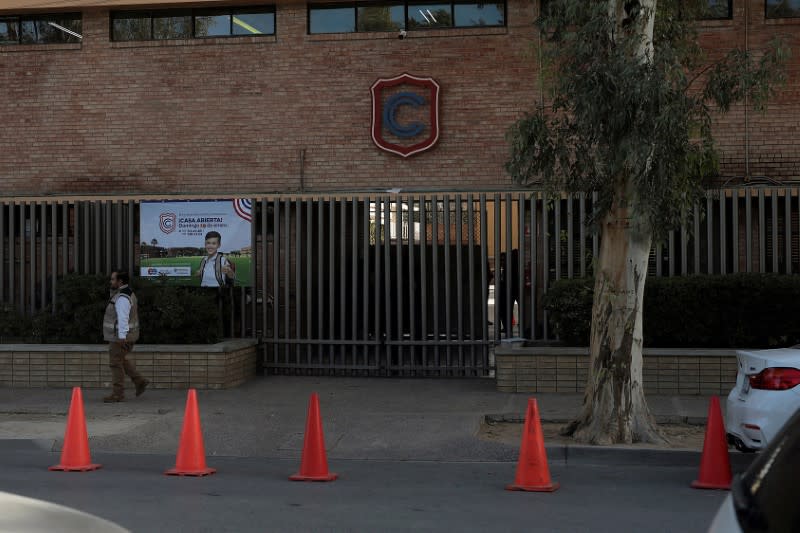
[108,342,144,397]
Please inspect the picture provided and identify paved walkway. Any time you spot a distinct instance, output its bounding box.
[0,377,726,462]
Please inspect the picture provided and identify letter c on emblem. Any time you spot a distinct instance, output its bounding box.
[383,92,426,138]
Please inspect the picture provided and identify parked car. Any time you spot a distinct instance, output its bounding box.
[708,407,800,533]
[726,346,800,452]
[0,491,128,532]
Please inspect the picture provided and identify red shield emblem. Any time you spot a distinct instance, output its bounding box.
[371,73,440,158]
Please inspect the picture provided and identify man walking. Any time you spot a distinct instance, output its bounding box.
[103,270,148,402]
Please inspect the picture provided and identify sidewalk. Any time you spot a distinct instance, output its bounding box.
[0,376,729,464]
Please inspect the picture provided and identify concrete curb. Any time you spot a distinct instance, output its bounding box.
[486,413,708,425]
[544,444,755,469]
[486,414,756,468]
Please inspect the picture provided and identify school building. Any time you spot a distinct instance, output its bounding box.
[1,0,799,376]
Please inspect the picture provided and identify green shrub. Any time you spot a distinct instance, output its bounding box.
[544,274,800,348]
[542,278,594,345]
[34,273,108,343]
[136,279,223,344]
[0,304,35,341]
[3,273,223,344]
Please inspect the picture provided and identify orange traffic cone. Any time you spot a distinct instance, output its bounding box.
[49,387,101,472]
[691,396,731,490]
[506,398,559,492]
[165,389,216,476]
[290,393,337,482]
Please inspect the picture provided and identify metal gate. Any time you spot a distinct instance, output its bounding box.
[262,195,492,376]
[2,187,799,376]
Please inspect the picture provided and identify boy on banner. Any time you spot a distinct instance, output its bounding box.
[197,231,235,287]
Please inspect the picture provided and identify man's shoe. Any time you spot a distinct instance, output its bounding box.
[135,379,150,397]
[103,394,124,403]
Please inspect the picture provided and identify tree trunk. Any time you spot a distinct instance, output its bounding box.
[562,182,666,444]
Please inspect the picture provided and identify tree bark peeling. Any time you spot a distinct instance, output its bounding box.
[562,183,666,445]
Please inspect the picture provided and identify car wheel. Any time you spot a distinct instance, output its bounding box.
[732,438,757,454]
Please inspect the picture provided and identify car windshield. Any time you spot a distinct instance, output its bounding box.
[733,408,800,533]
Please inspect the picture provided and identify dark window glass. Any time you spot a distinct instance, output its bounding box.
[195,10,231,37]
[454,3,504,27]
[112,12,151,41]
[701,0,732,19]
[310,6,356,33]
[20,14,81,44]
[407,3,452,29]
[152,11,192,39]
[232,9,275,35]
[767,0,800,18]
[19,20,37,43]
[0,17,19,44]
[111,7,275,41]
[309,1,505,34]
[357,4,405,32]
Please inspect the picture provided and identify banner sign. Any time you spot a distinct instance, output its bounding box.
[139,199,252,287]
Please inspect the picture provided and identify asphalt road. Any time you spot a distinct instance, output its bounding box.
[1,445,728,533]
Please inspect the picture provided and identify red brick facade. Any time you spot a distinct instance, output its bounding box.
[1,0,798,198]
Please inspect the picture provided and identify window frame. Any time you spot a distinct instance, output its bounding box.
[356,2,406,33]
[307,1,506,35]
[766,0,800,19]
[307,3,358,35]
[109,5,276,42]
[0,12,82,45]
[701,0,733,20]
[539,1,733,21]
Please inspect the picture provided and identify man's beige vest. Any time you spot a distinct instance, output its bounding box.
[103,286,140,342]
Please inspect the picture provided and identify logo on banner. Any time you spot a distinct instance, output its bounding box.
[160,212,177,234]
[371,73,440,157]
[233,199,252,222]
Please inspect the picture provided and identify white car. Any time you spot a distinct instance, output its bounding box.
[726,346,800,452]
[0,491,128,532]
[708,407,800,533]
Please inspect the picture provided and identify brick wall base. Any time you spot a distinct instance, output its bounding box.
[0,339,258,389]
[495,345,738,395]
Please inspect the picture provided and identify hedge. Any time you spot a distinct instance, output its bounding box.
[543,274,800,348]
[1,274,224,344]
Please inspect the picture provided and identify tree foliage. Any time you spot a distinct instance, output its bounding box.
[507,0,787,240]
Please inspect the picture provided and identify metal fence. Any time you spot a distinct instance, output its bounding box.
[1,187,798,376]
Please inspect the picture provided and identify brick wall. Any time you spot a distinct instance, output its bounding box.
[495,346,739,395]
[0,340,258,389]
[699,1,800,181]
[1,0,798,198]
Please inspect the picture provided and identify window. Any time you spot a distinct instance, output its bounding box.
[454,3,505,27]
[767,0,800,18]
[408,3,452,29]
[540,1,731,21]
[308,1,505,34]
[701,0,732,20]
[111,6,275,41]
[153,11,192,40]
[310,6,356,33]
[0,13,81,45]
[357,4,405,32]
[0,17,19,44]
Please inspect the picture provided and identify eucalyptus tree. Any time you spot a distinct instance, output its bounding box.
[506,0,786,444]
